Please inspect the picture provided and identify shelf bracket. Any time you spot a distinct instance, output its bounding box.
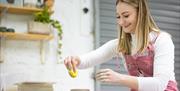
[0,37,5,63]
[40,40,45,64]
[0,6,8,19]
[0,6,8,26]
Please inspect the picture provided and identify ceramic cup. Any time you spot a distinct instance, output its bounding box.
[71,89,90,91]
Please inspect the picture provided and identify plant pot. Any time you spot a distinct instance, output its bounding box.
[44,0,54,10]
[7,0,14,4]
[28,21,52,35]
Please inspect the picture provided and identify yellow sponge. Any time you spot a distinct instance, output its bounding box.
[68,69,78,78]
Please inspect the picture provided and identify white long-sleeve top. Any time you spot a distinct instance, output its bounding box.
[78,31,176,91]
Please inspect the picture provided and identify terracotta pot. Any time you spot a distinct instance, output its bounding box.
[44,0,54,9]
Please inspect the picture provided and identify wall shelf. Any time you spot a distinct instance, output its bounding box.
[0,3,55,64]
[0,4,53,15]
[0,32,53,41]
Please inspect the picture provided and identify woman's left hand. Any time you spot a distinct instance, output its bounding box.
[95,69,122,84]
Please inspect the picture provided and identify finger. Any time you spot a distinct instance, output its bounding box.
[96,76,110,83]
[71,57,76,72]
[96,75,108,81]
[95,72,107,78]
[64,57,69,69]
[96,69,109,75]
[96,72,110,81]
[67,56,73,70]
[101,79,110,83]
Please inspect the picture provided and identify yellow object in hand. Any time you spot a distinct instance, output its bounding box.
[68,69,78,78]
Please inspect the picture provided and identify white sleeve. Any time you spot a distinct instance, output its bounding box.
[138,32,175,91]
[78,39,118,69]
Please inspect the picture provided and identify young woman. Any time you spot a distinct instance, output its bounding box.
[64,0,179,91]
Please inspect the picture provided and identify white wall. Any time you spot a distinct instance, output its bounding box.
[0,0,95,91]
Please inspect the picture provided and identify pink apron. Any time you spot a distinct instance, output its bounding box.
[123,35,178,91]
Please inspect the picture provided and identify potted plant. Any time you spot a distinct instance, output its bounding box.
[28,6,63,63]
[28,6,62,35]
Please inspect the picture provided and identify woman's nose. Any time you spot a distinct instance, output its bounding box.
[117,19,124,26]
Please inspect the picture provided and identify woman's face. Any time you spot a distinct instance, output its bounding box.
[116,2,138,33]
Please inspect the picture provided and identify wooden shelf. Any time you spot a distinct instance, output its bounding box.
[0,32,53,41]
[0,4,53,15]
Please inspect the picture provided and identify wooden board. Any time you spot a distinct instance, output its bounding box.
[0,4,53,15]
[0,32,53,41]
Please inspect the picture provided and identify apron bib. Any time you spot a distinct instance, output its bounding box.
[123,35,178,91]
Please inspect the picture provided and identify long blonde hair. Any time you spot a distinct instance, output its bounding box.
[116,0,160,55]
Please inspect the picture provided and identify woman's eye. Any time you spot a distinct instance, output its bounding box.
[116,16,120,19]
[124,15,129,18]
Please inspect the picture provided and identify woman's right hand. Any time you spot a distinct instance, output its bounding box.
[64,56,81,72]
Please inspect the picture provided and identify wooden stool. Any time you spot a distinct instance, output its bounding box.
[17,82,54,91]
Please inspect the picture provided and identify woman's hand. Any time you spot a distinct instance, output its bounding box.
[64,56,80,72]
[95,69,122,84]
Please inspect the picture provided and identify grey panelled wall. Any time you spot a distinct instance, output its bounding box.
[95,0,129,91]
[94,0,180,91]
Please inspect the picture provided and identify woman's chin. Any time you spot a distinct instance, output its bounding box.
[123,28,134,33]
[123,29,131,33]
